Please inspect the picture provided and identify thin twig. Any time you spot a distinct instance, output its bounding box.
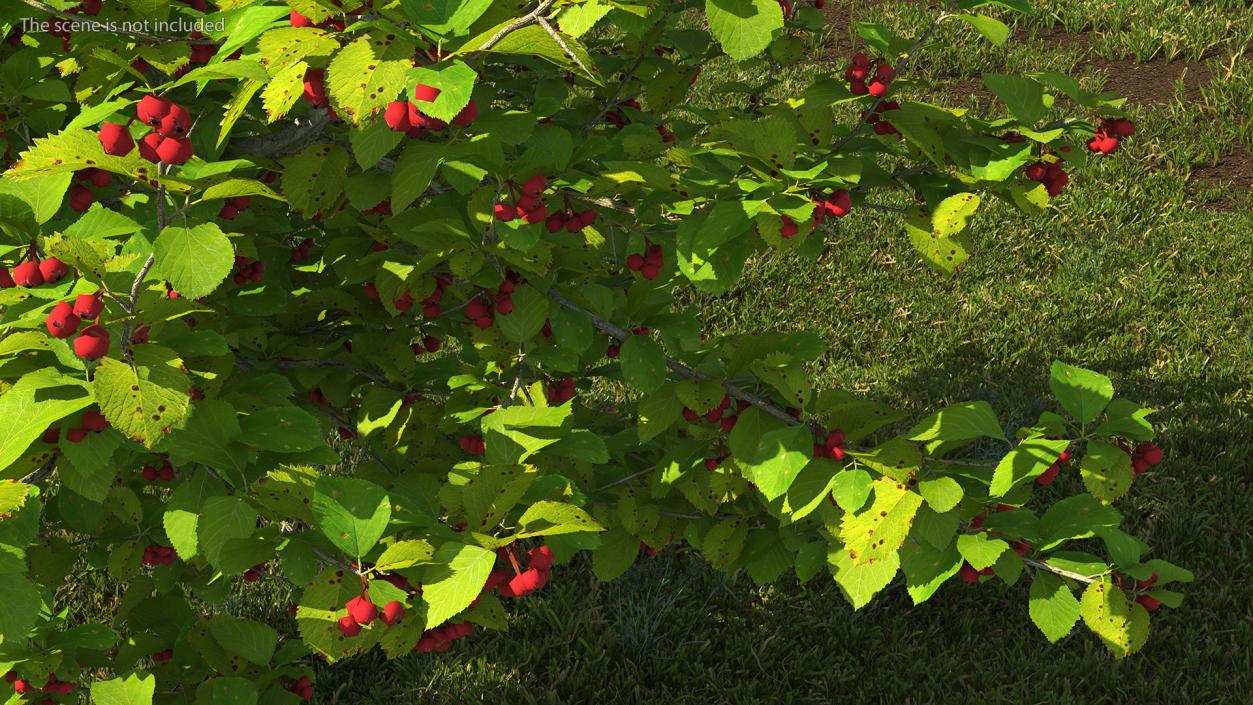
[1023,556,1104,584]
[468,0,558,57]
[536,18,593,78]
[580,54,645,136]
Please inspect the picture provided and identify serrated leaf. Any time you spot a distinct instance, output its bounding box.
[89,673,155,705]
[239,406,323,453]
[407,61,477,123]
[153,223,234,299]
[907,401,1006,443]
[282,143,350,217]
[1049,361,1114,423]
[0,372,92,473]
[312,477,391,558]
[917,476,963,512]
[619,334,667,394]
[839,477,924,566]
[327,33,416,125]
[931,192,980,237]
[830,543,899,609]
[1028,571,1081,642]
[956,532,1008,570]
[1079,440,1134,504]
[198,496,257,572]
[706,0,784,61]
[517,500,603,537]
[419,542,494,628]
[1080,578,1137,658]
[93,345,191,447]
[901,538,962,604]
[989,438,1070,496]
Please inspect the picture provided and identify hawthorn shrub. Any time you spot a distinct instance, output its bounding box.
[0,0,1191,701]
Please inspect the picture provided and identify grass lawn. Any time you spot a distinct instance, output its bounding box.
[61,2,1249,703]
[345,2,1250,702]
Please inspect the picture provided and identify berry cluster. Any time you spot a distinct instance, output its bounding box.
[604,98,642,128]
[383,84,479,137]
[546,378,576,405]
[1114,572,1163,611]
[545,205,598,234]
[411,334,442,355]
[844,53,894,97]
[1088,117,1136,155]
[656,124,678,143]
[139,459,176,483]
[151,648,174,663]
[1035,446,1072,485]
[5,671,78,698]
[335,590,405,637]
[230,256,266,287]
[458,434,486,456]
[864,99,902,136]
[494,175,550,224]
[813,428,847,461]
[420,275,451,319]
[811,189,853,224]
[683,395,750,434]
[134,96,195,165]
[43,408,108,447]
[489,545,555,598]
[30,269,112,361]
[142,544,177,566]
[626,243,665,280]
[414,621,475,652]
[218,195,251,220]
[289,237,315,263]
[4,256,70,289]
[1128,441,1162,475]
[283,676,314,701]
[1023,155,1070,197]
[68,168,112,212]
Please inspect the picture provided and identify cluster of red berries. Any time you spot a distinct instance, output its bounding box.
[657,124,678,143]
[604,98,642,128]
[1035,446,1072,485]
[419,275,452,319]
[683,395,750,434]
[459,433,486,456]
[844,53,894,97]
[140,459,176,483]
[6,671,77,698]
[243,562,268,582]
[778,215,800,239]
[289,237,315,263]
[361,199,392,217]
[485,545,555,598]
[301,68,336,119]
[336,590,405,637]
[1114,572,1163,611]
[1127,441,1162,475]
[864,99,902,136]
[812,189,853,224]
[1088,117,1136,155]
[494,175,551,224]
[414,621,475,653]
[218,195,251,220]
[1023,156,1070,197]
[68,167,113,212]
[813,428,847,461]
[383,84,479,137]
[626,243,665,280]
[230,256,266,287]
[129,96,196,165]
[412,334,442,355]
[3,255,69,289]
[546,378,576,405]
[142,544,177,566]
[42,409,108,448]
[545,206,598,234]
[151,648,174,663]
[37,280,111,361]
[283,676,315,701]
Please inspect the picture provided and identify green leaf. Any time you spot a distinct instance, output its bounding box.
[1080,578,1138,658]
[957,14,1010,46]
[917,476,963,513]
[282,144,350,218]
[559,0,612,37]
[496,284,548,343]
[0,372,92,473]
[312,477,392,558]
[989,438,1070,496]
[706,0,785,61]
[1049,361,1114,423]
[983,73,1047,125]
[703,518,748,569]
[0,573,40,640]
[327,33,416,125]
[517,500,603,537]
[164,472,222,560]
[1094,398,1155,440]
[391,140,444,210]
[94,346,192,448]
[465,24,598,79]
[905,204,970,274]
[830,544,899,609]
[830,467,873,512]
[239,406,323,452]
[419,542,494,627]
[208,617,277,666]
[460,464,534,532]
[1079,439,1134,504]
[90,673,155,705]
[619,335,667,394]
[166,400,247,474]
[407,61,478,123]
[1028,571,1081,642]
[901,538,962,604]
[257,27,341,75]
[153,223,234,299]
[736,422,812,501]
[399,0,492,34]
[1039,493,1122,549]
[907,401,1006,443]
[637,386,681,443]
[931,192,980,237]
[839,477,924,566]
[956,532,1008,570]
[375,539,435,571]
[0,480,34,517]
[592,526,640,581]
[195,677,257,705]
[198,496,257,572]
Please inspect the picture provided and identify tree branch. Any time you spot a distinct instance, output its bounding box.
[468,0,558,57]
[1023,556,1104,584]
[536,17,592,78]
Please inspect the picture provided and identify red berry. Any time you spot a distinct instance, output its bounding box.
[0,267,14,289]
[45,301,81,339]
[137,95,171,126]
[1135,594,1160,611]
[384,102,410,131]
[155,136,194,165]
[381,600,405,625]
[98,123,134,156]
[81,409,108,432]
[336,615,362,637]
[156,104,191,137]
[38,257,70,284]
[1134,442,1163,466]
[346,593,378,625]
[1135,572,1158,590]
[958,562,981,584]
[413,84,441,103]
[73,324,110,361]
[1036,463,1060,485]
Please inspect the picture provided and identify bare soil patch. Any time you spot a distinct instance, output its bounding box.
[1190,145,1253,210]
[1080,57,1212,104]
